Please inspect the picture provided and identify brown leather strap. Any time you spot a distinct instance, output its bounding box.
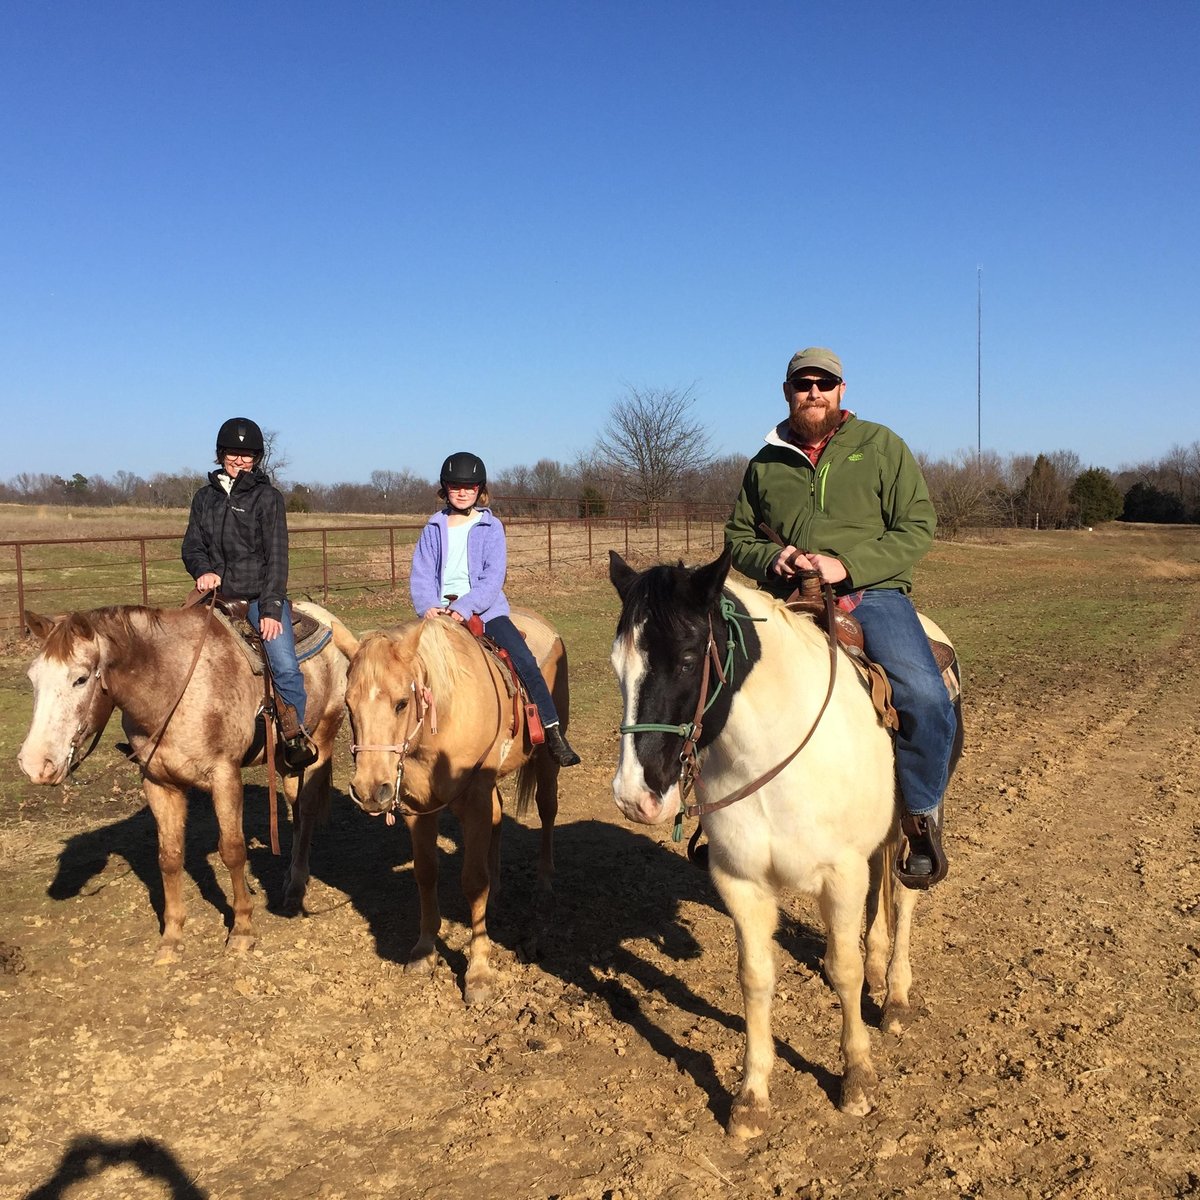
[259,652,280,856]
[131,590,219,771]
[684,581,839,820]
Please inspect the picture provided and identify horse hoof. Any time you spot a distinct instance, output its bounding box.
[839,1068,878,1117]
[463,981,492,1007]
[153,941,181,967]
[227,934,256,954]
[882,993,926,1036]
[727,1098,769,1139]
[404,954,436,977]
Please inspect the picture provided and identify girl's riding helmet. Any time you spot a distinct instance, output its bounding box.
[440,451,486,488]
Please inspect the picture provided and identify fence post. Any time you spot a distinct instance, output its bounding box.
[322,530,329,604]
[139,539,149,605]
[685,513,690,554]
[624,517,629,559]
[15,543,24,629]
[547,520,553,572]
[389,527,396,588]
[587,518,592,564]
[655,512,661,558]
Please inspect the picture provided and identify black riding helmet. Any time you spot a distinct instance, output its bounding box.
[440,451,486,489]
[216,417,265,461]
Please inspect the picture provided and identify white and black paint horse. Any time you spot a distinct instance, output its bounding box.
[609,547,960,1138]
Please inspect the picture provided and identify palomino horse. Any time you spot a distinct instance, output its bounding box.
[19,600,357,963]
[344,610,568,1005]
[608,548,960,1138]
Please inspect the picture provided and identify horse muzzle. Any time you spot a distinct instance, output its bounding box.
[349,776,397,815]
[612,781,677,825]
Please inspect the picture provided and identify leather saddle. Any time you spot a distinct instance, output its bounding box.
[462,613,545,746]
[783,572,958,730]
[182,589,326,667]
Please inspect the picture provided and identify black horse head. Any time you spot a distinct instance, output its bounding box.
[609,548,761,798]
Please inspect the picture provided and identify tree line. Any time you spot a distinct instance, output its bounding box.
[2,389,1198,532]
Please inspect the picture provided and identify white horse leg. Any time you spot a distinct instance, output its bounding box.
[818,857,876,1116]
[711,865,779,1139]
[882,881,921,1033]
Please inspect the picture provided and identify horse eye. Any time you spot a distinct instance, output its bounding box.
[73,675,90,687]
[394,698,408,715]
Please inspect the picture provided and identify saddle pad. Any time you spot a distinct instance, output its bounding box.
[507,606,560,668]
[215,609,332,675]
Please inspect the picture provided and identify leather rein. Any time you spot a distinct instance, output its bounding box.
[620,584,840,834]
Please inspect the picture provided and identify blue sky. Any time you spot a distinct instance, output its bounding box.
[4,1,1197,486]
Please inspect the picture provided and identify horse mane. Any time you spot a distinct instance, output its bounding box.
[358,617,473,697]
[40,606,164,663]
[615,562,709,644]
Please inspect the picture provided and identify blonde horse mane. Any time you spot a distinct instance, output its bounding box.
[359,616,477,698]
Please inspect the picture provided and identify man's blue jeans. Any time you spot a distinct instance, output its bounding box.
[249,599,308,726]
[853,588,955,817]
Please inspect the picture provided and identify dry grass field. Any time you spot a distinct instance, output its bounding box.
[1,518,1198,1198]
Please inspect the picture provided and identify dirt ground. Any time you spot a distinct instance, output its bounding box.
[2,535,1199,1199]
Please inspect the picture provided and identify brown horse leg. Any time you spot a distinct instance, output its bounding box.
[864,845,890,1000]
[143,779,189,966]
[818,859,878,1117]
[459,788,498,1006]
[882,881,921,1034]
[282,758,332,914]
[210,766,255,953]
[404,812,441,974]
[710,865,779,1138]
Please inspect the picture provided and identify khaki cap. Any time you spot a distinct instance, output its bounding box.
[785,347,843,381]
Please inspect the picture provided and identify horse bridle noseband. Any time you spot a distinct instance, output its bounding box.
[620,585,840,834]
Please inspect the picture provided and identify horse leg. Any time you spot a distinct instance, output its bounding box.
[818,858,877,1116]
[459,788,499,1006]
[143,779,189,966]
[864,845,890,1000]
[882,880,921,1034]
[211,767,256,953]
[710,864,779,1139]
[404,812,441,974]
[282,759,332,914]
[525,753,559,959]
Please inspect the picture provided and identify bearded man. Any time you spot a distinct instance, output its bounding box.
[724,347,956,887]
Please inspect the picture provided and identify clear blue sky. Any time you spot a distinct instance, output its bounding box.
[4,1,1197,486]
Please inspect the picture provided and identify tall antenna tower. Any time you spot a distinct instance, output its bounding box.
[976,266,982,459]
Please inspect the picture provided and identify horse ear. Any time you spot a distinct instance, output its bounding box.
[608,551,639,600]
[689,546,733,607]
[24,611,62,643]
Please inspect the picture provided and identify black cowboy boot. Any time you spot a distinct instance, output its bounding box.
[543,723,581,768]
[277,702,319,773]
[898,806,948,889]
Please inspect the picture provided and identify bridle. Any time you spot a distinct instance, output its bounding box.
[64,667,108,774]
[349,634,505,822]
[619,585,840,839]
[350,679,439,820]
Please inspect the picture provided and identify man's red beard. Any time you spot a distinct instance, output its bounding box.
[789,403,843,444]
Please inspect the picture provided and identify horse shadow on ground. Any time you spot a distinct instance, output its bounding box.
[44,780,848,1125]
[21,1133,207,1199]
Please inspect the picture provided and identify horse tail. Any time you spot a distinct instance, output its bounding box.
[514,759,537,819]
[880,824,899,939]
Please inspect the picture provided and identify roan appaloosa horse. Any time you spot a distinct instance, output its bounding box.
[19,600,357,963]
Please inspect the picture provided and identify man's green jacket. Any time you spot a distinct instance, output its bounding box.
[725,414,936,598]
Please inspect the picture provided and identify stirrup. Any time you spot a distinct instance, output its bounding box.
[896,810,948,889]
[280,731,318,773]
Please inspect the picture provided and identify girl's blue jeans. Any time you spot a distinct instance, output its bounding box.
[484,615,560,727]
[853,588,955,817]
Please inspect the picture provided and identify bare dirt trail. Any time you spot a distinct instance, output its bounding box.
[2,573,1199,1199]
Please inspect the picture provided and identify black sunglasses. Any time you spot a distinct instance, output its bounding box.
[789,376,841,393]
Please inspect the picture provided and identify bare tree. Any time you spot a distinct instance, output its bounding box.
[593,385,714,512]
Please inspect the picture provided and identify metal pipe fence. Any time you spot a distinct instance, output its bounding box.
[0,514,723,632]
